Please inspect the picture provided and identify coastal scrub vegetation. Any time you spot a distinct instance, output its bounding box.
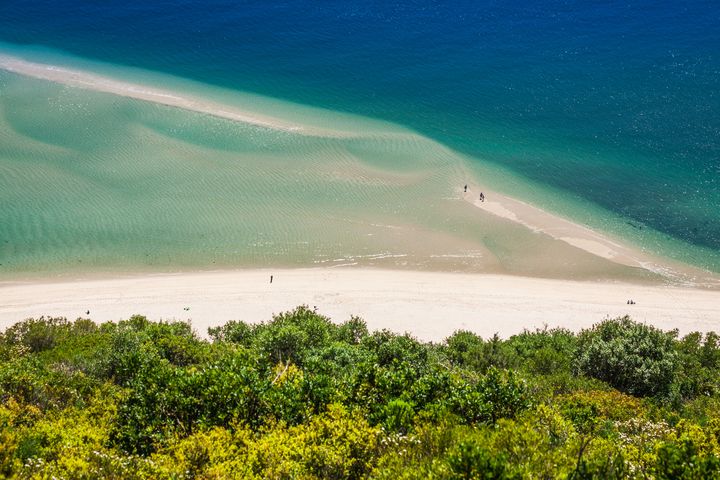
[1,308,720,478]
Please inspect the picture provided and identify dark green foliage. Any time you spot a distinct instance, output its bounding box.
[100,316,207,386]
[445,331,511,373]
[364,330,428,369]
[653,440,720,479]
[504,327,577,375]
[674,331,720,400]
[255,322,310,365]
[448,441,516,479]
[446,330,486,367]
[0,355,97,410]
[450,367,530,424]
[207,319,253,345]
[407,367,454,410]
[251,305,337,365]
[112,352,270,454]
[104,326,159,385]
[445,327,577,379]
[571,452,627,480]
[1,317,97,355]
[2,313,720,478]
[338,315,369,344]
[699,332,720,369]
[476,367,530,423]
[575,316,678,397]
[144,320,206,366]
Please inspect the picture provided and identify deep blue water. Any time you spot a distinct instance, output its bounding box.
[1,1,719,254]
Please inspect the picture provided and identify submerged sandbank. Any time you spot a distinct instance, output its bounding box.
[1,51,717,286]
[1,268,718,341]
[0,53,377,138]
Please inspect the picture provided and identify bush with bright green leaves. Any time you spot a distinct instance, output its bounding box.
[1,311,720,479]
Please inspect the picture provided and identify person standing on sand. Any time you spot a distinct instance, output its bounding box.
[270,275,273,284]
[479,192,485,202]
[464,185,467,193]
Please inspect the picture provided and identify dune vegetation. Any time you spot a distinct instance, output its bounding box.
[1,307,720,479]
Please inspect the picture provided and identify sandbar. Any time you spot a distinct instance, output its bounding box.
[461,186,719,287]
[0,53,360,138]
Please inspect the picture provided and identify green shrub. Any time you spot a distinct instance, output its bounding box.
[505,327,577,375]
[1,317,71,353]
[674,331,720,400]
[447,440,517,479]
[445,331,513,373]
[208,319,254,345]
[381,399,415,434]
[446,330,485,367]
[653,439,720,479]
[451,367,530,424]
[2,308,720,479]
[364,331,429,370]
[337,316,369,345]
[575,317,678,397]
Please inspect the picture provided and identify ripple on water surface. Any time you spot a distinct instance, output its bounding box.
[0,55,717,279]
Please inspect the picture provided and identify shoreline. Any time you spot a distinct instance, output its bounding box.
[1,268,718,341]
[460,185,720,288]
[1,51,718,288]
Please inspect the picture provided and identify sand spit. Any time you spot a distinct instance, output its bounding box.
[462,187,720,288]
[1,268,718,341]
[0,53,362,138]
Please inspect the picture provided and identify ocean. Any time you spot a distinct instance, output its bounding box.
[0,0,718,277]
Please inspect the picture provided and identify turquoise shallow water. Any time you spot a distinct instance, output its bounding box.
[0,0,719,277]
[0,49,714,282]
[0,54,663,281]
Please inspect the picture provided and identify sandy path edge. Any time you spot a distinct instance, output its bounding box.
[1,268,718,341]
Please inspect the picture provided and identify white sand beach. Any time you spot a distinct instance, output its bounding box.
[1,53,718,341]
[1,268,718,341]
